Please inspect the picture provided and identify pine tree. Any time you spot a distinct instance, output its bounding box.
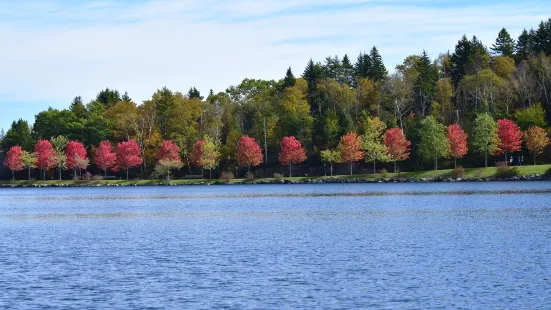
[368,46,387,82]
[414,50,438,116]
[187,87,203,100]
[283,67,296,88]
[122,91,132,102]
[491,28,515,57]
[354,52,371,78]
[533,18,551,55]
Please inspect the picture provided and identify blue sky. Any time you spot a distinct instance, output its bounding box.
[1,0,550,132]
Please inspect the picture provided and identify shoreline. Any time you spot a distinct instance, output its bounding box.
[1,174,550,188]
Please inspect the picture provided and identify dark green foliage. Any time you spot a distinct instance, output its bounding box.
[491,28,515,57]
[187,87,203,100]
[2,119,34,151]
[341,54,355,86]
[354,51,372,78]
[533,18,551,55]
[155,87,176,139]
[70,96,87,119]
[96,88,121,108]
[451,35,489,86]
[368,46,387,82]
[414,50,438,116]
[122,92,132,102]
[495,162,521,178]
[283,67,296,88]
[515,29,534,60]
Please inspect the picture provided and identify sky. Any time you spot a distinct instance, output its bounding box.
[1,0,550,132]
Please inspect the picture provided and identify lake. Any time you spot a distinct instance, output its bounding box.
[1,182,550,309]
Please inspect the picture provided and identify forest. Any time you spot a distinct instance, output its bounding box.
[2,17,551,180]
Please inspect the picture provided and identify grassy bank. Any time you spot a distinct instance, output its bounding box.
[1,164,550,187]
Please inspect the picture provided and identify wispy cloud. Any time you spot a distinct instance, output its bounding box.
[0,0,550,130]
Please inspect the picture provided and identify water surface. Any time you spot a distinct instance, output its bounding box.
[1,182,550,308]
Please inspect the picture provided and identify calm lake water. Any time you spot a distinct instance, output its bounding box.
[1,182,551,309]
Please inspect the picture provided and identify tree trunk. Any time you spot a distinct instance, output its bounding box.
[454,157,457,169]
[28,167,31,180]
[394,161,397,173]
[534,154,537,166]
[104,168,107,177]
[209,169,212,179]
[373,160,376,174]
[289,164,292,178]
[434,156,438,171]
[330,164,333,176]
[248,165,250,173]
[485,153,488,168]
[12,170,14,181]
[126,168,129,180]
[505,151,508,163]
[59,169,62,180]
[350,162,353,175]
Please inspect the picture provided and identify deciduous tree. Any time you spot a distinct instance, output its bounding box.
[157,140,181,162]
[496,119,523,161]
[34,140,57,179]
[66,140,89,176]
[22,151,37,180]
[525,126,550,165]
[418,116,449,170]
[236,136,263,172]
[278,136,307,177]
[338,132,363,175]
[94,141,117,176]
[360,116,388,173]
[116,140,142,180]
[384,128,411,172]
[471,113,499,168]
[4,146,24,180]
[320,149,340,176]
[199,136,220,179]
[447,124,468,168]
[51,136,68,180]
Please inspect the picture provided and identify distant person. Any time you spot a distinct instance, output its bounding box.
[521,156,524,166]
[510,156,513,166]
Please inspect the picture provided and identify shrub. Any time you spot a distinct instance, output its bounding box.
[245,172,255,181]
[91,175,104,181]
[273,173,284,181]
[450,166,465,178]
[82,172,92,181]
[545,167,551,176]
[495,162,520,178]
[219,171,234,183]
[378,168,389,179]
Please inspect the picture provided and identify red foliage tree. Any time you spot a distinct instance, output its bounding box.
[237,136,263,172]
[94,141,117,176]
[447,124,468,168]
[191,140,206,167]
[338,132,364,175]
[4,145,24,180]
[384,128,411,172]
[496,119,523,161]
[278,136,307,177]
[66,140,88,174]
[116,140,142,180]
[157,140,181,163]
[35,140,57,179]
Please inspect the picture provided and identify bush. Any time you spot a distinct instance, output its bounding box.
[273,173,284,181]
[245,172,255,181]
[450,166,465,178]
[495,162,520,178]
[91,175,104,181]
[219,171,234,183]
[546,167,551,176]
[82,172,93,181]
[378,168,389,179]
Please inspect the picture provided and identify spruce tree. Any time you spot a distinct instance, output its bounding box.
[368,46,387,82]
[122,91,132,102]
[491,28,515,57]
[187,87,203,100]
[354,52,371,78]
[414,50,438,116]
[341,54,355,86]
[515,29,534,60]
[283,67,296,88]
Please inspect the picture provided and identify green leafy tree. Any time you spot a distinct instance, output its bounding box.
[50,135,68,180]
[200,136,221,179]
[417,116,450,170]
[471,113,500,167]
[96,88,121,108]
[320,149,340,176]
[360,116,388,173]
[21,151,37,180]
[514,103,546,130]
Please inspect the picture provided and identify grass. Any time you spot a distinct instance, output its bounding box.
[1,164,550,186]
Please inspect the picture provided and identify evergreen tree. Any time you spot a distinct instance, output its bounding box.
[69,96,87,119]
[187,87,204,100]
[341,54,355,86]
[414,50,438,116]
[2,119,33,151]
[122,91,132,102]
[368,46,387,82]
[354,52,371,78]
[323,55,343,81]
[491,28,515,57]
[533,18,551,55]
[96,88,121,108]
[283,67,296,88]
[451,35,489,86]
[515,29,534,60]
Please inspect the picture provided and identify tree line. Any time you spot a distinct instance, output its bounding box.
[2,17,551,180]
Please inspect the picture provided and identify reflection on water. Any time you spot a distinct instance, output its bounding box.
[1,182,551,308]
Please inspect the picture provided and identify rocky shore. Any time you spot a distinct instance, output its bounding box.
[1,174,550,188]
